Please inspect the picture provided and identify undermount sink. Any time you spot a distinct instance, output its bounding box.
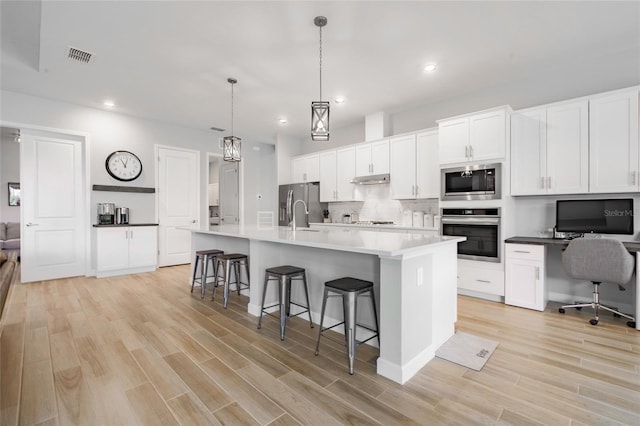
[295,228,320,232]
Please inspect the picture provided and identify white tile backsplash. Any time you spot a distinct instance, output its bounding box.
[327,184,438,225]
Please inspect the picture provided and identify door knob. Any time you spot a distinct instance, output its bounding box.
[26,222,39,227]
[191,220,197,223]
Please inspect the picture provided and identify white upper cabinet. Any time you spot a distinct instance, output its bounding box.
[589,89,639,193]
[438,117,469,165]
[390,135,417,199]
[511,108,547,195]
[291,153,320,183]
[545,100,589,194]
[390,130,439,199]
[319,146,356,202]
[336,147,357,201]
[416,130,439,199]
[319,150,337,202]
[355,139,389,176]
[438,106,508,165]
[511,100,588,195]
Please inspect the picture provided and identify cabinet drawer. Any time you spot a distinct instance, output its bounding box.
[505,243,544,261]
[458,266,504,296]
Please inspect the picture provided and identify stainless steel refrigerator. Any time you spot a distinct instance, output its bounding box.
[278,182,327,227]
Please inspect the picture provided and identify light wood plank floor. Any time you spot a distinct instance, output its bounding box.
[1,264,639,425]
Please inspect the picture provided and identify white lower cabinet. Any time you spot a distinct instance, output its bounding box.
[96,226,158,278]
[505,243,546,311]
[457,262,504,296]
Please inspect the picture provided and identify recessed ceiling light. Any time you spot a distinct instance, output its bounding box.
[279,118,288,125]
[103,100,115,108]
[424,63,437,72]
[335,96,346,104]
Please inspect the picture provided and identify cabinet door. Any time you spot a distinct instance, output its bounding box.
[438,117,469,165]
[336,146,356,201]
[96,228,129,272]
[370,139,390,174]
[305,154,320,182]
[128,227,158,268]
[505,258,545,311]
[416,130,439,198]
[511,109,547,195]
[469,109,506,162]
[390,135,417,199]
[589,89,639,193]
[319,150,337,202]
[546,100,589,194]
[291,157,305,183]
[355,143,372,176]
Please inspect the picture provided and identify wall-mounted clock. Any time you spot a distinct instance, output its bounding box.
[105,150,143,182]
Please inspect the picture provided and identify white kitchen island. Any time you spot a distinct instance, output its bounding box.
[189,225,464,384]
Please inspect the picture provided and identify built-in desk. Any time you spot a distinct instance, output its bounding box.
[505,236,639,330]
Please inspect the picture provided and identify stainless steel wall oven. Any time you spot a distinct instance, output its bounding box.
[441,208,501,262]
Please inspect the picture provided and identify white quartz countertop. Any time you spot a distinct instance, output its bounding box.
[309,222,440,232]
[189,225,464,257]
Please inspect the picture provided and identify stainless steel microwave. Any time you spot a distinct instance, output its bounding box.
[441,163,501,201]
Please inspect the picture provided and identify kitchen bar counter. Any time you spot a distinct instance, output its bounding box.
[189,225,465,384]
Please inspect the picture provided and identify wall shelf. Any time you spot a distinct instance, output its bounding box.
[92,185,155,193]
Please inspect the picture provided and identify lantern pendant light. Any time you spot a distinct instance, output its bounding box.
[223,77,241,162]
[311,16,329,141]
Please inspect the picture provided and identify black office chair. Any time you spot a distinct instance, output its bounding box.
[559,238,635,327]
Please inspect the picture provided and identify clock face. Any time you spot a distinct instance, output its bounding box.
[106,151,143,182]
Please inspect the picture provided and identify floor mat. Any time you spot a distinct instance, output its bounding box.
[435,332,499,371]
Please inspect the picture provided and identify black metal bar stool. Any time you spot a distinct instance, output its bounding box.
[257,265,313,340]
[314,277,380,375]
[190,249,223,298]
[213,253,250,308]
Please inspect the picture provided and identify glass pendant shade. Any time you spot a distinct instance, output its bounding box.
[311,101,330,141]
[223,135,241,162]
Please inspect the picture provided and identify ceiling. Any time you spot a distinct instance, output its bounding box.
[2,1,639,144]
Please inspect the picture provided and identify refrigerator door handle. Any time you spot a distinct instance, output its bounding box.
[286,189,293,224]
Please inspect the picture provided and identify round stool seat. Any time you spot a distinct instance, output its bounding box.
[266,265,305,276]
[325,277,373,293]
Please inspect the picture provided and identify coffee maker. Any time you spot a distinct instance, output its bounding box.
[116,207,129,224]
[97,203,115,225]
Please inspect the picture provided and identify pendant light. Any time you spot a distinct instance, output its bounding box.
[223,77,241,162]
[311,16,329,141]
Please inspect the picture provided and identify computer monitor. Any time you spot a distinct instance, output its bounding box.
[555,198,634,235]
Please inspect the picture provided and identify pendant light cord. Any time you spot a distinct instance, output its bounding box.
[319,24,323,102]
[230,81,235,136]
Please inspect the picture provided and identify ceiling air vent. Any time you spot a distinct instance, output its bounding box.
[67,46,93,63]
[210,126,225,132]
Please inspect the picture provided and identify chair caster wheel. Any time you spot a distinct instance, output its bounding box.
[575,307,582,311]
[613,313,621,318]
[559,308,565,314]
[627,321,636,328]
[314,350,319,356]
[589,319,598,326]
[257,325,261,330]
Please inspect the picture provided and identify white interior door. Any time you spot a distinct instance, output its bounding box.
[219,162,239,224]
[157,146,199,266]
[21,131,86,283]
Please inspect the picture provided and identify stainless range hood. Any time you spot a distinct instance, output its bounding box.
[350,173,391,185]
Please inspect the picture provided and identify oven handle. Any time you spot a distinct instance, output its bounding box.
[441,217,500,226]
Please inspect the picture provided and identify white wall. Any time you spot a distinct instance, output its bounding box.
[242,142,277,225]
[0,90,278,256]
[0,134,20,222]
